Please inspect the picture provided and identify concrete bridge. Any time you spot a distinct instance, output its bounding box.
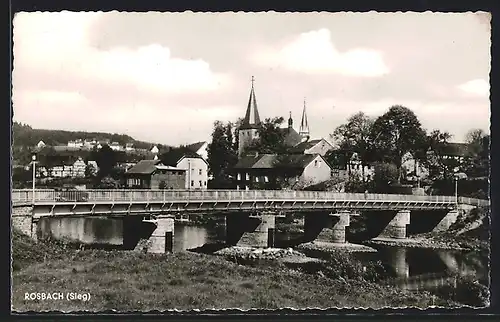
[11,189,489,254]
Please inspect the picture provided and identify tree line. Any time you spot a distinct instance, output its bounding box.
[207,105,489,197]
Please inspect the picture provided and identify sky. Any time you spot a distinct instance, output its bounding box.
[12,11,491,146]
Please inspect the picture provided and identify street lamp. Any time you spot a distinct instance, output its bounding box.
[31,153,37,204]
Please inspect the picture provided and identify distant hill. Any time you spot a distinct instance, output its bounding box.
[12,122,163,150]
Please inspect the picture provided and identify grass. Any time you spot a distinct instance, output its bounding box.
[12,229,459,312]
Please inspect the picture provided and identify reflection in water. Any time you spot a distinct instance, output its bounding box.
[173,224,225,253]
[173,225,488,290]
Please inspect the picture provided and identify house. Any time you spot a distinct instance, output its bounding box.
[72,157,86,178]
[124,160,186,189]
[110,142,123,151]
[125,143,135,152]
[290,138,333,156]
[36,140,46,149]
[67,139,84,148]
[233,153,331,190]
[151,145,159,154]
[346,153,375,182]
[186,141,209,160]
[433,142,471,164]
[160,148,209,190]
[83,139,97,149]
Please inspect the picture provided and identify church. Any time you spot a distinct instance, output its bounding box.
[233,77,333,190]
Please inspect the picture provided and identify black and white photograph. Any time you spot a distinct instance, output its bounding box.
[11,11,491,311]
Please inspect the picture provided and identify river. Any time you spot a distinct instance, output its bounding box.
[173,223,489,290]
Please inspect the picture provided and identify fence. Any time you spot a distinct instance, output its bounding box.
[10,188,472,204]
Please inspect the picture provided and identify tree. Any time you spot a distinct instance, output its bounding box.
[96,176,120,189]
[331,112,374,180]
[423,129,456,181]
[207,121,238,188]
[464,129,489,178]
[94,145,117,179]
[245,117,289,154]
[372,162,399,193]
[84,163,97,178]
[370,105,427,182]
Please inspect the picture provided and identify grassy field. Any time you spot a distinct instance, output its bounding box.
[12,229,476,312]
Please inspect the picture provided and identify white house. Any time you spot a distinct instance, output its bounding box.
[125,143,135,152]
[151,145,159,154]
[186,141,209,160]
[110,142,123,151]
[36,140,46,149]
[291,138,334,156]
[161,149,209,190]
[68,139,84,148]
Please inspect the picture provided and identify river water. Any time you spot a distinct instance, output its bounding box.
[173,224,489,289]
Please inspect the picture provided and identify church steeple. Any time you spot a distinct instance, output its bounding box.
[288,111,293,129]
[241,76,261,129]
[299,97,310,138]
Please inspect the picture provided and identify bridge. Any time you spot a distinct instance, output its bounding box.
[11,189,489,254]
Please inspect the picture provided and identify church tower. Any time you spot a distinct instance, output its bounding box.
[299,98,310,140]
[238,76,261,157]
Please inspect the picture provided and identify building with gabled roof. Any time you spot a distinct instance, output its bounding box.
[124,159,186,189]
[185,141,209,160]
[290,138,333,156]
[160,147,209,190]
[232,153,331,190]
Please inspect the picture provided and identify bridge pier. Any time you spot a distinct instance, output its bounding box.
[304,211,352,244]
[377,210,410,239]
[432,210,460,233]
[226,213,277,248]
[147,215,175,254]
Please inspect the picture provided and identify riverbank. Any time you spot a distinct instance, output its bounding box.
[12,229,468,312]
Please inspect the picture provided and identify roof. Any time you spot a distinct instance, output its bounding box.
[279,127,303,147]
[435,142,471,157]
[185,141,207,153]
[155,165,186,171]
[240,82,261,130]
[160,147,203,167]
[234,153,325,170]
[290,139,325,153]
[126,160,162,175]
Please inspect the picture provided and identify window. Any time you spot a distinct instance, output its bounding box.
[255,177,259,183]
[199,180,202,187]
[245,173,250,180]
[191,180,194,187]
[264,176,269,183]
[237,173,241,180]
[314,160,318,167]
[204,181,207,186]
[245,185,249,190]
[199,169,202,175]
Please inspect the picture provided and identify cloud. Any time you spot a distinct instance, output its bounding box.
[251,28,389,77]
[13,12,231,95]
[457,79,490,97]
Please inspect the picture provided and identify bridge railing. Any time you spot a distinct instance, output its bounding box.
[458,197,490,207]
[11,188,468,204]
[11,189,56,204]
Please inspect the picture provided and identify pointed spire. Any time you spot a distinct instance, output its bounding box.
[241,76,261,129]
[299,97,310,138]
[288,111,293,129]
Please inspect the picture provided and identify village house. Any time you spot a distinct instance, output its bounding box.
[124,160,187,189]
[233,153,331,190]
[290,138,334,156]
[125,143,135,152]
[36,140,46,149]
[160,148,209,190]
[109,142,123,151]
[185,141,209,160]
[150,145,159,155]
[67,139,84,148]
